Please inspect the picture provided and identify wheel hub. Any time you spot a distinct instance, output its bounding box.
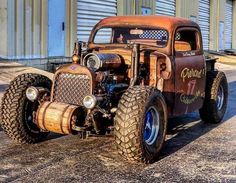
[143,107,160,145]
[217,85,224,110]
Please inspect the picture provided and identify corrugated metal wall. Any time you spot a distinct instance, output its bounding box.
[198,0,210,50]
[176,0,199,18]
[7,0,48,59]
[209,0,218,51]
[1,0,235,60]
[77,0,117,42]
[117,0,135,15]
[225,0,233,49]
[136,0,155,14]
[233,0,236,49]
[117,0,155,15]
[0,0,8,57]
[5,0,77,59]
[156,0,176,16]
[65,0,77,57]
[209,0,226,50]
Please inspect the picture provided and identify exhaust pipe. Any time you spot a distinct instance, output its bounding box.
[130,43,140,86]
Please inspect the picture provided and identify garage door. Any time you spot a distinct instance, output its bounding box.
[77,0,117,42]
[198,0,210,50]
[225,0,233,49]
[156,0,176,16]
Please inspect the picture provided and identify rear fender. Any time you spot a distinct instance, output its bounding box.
[206,58,217,72]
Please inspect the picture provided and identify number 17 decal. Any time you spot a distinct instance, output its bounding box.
[187,79,197,95]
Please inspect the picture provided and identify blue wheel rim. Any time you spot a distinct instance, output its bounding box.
[143,107,160,145]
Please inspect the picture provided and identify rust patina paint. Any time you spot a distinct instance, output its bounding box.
[88,15,200,56]
[87,15,203,116]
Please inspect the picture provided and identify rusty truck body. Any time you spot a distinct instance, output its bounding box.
[0,16,228,163]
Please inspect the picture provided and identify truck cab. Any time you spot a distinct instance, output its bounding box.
[87,16,207,117]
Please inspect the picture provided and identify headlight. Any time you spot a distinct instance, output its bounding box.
[26,86,39,101]
[83,95,97,109]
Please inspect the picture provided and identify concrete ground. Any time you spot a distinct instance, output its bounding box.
[0,61,235,183]
[210,54,236,65]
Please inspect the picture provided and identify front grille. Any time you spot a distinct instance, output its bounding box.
[53,73,91,106]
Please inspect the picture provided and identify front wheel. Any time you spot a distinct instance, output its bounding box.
[199,71,228,123]
[114,86,167,163]
[0,73,52,143]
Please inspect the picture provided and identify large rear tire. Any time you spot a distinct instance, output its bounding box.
[0,73,52,143]
[114,86,167,163]
[199,71,228,123]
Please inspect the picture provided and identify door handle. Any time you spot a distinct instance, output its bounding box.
[62,22,65,31]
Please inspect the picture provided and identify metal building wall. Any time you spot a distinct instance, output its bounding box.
[232,0,236,49]
[176,0,199,18]
[198,0,210,50]
[1,0,235,60]
[65,0,77,57]
[209,0,225,50]
[0,0,8,57]
[6,0,48,59]
[225,0,233,49]
[117,0,155,15]
[90,0,236,50]
[156,0,176,16]
[5,0,76,59]
[176,0,235,50]
[77,0,117,42]
[136,0,155,15]
[117,0,135,15]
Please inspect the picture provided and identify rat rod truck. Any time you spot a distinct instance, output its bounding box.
[0,16,228,163]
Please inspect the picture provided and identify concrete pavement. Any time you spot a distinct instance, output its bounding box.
[0,61,235,182]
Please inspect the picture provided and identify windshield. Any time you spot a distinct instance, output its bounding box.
[93,27,169,47]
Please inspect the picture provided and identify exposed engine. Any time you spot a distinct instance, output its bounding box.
[82,53,129,135]
[32,40,171,138]
[83,53,128,105]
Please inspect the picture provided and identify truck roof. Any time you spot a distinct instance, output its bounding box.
[96,15,199,31]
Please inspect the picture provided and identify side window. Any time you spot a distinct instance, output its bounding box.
[175,30,199,52]
[94,28,112,44]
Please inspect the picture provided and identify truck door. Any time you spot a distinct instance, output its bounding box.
[173,28,206,116]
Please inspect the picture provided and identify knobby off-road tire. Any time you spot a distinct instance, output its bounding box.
[199,71,228,124]
[114,86,167,163]
[0,73,52,143]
